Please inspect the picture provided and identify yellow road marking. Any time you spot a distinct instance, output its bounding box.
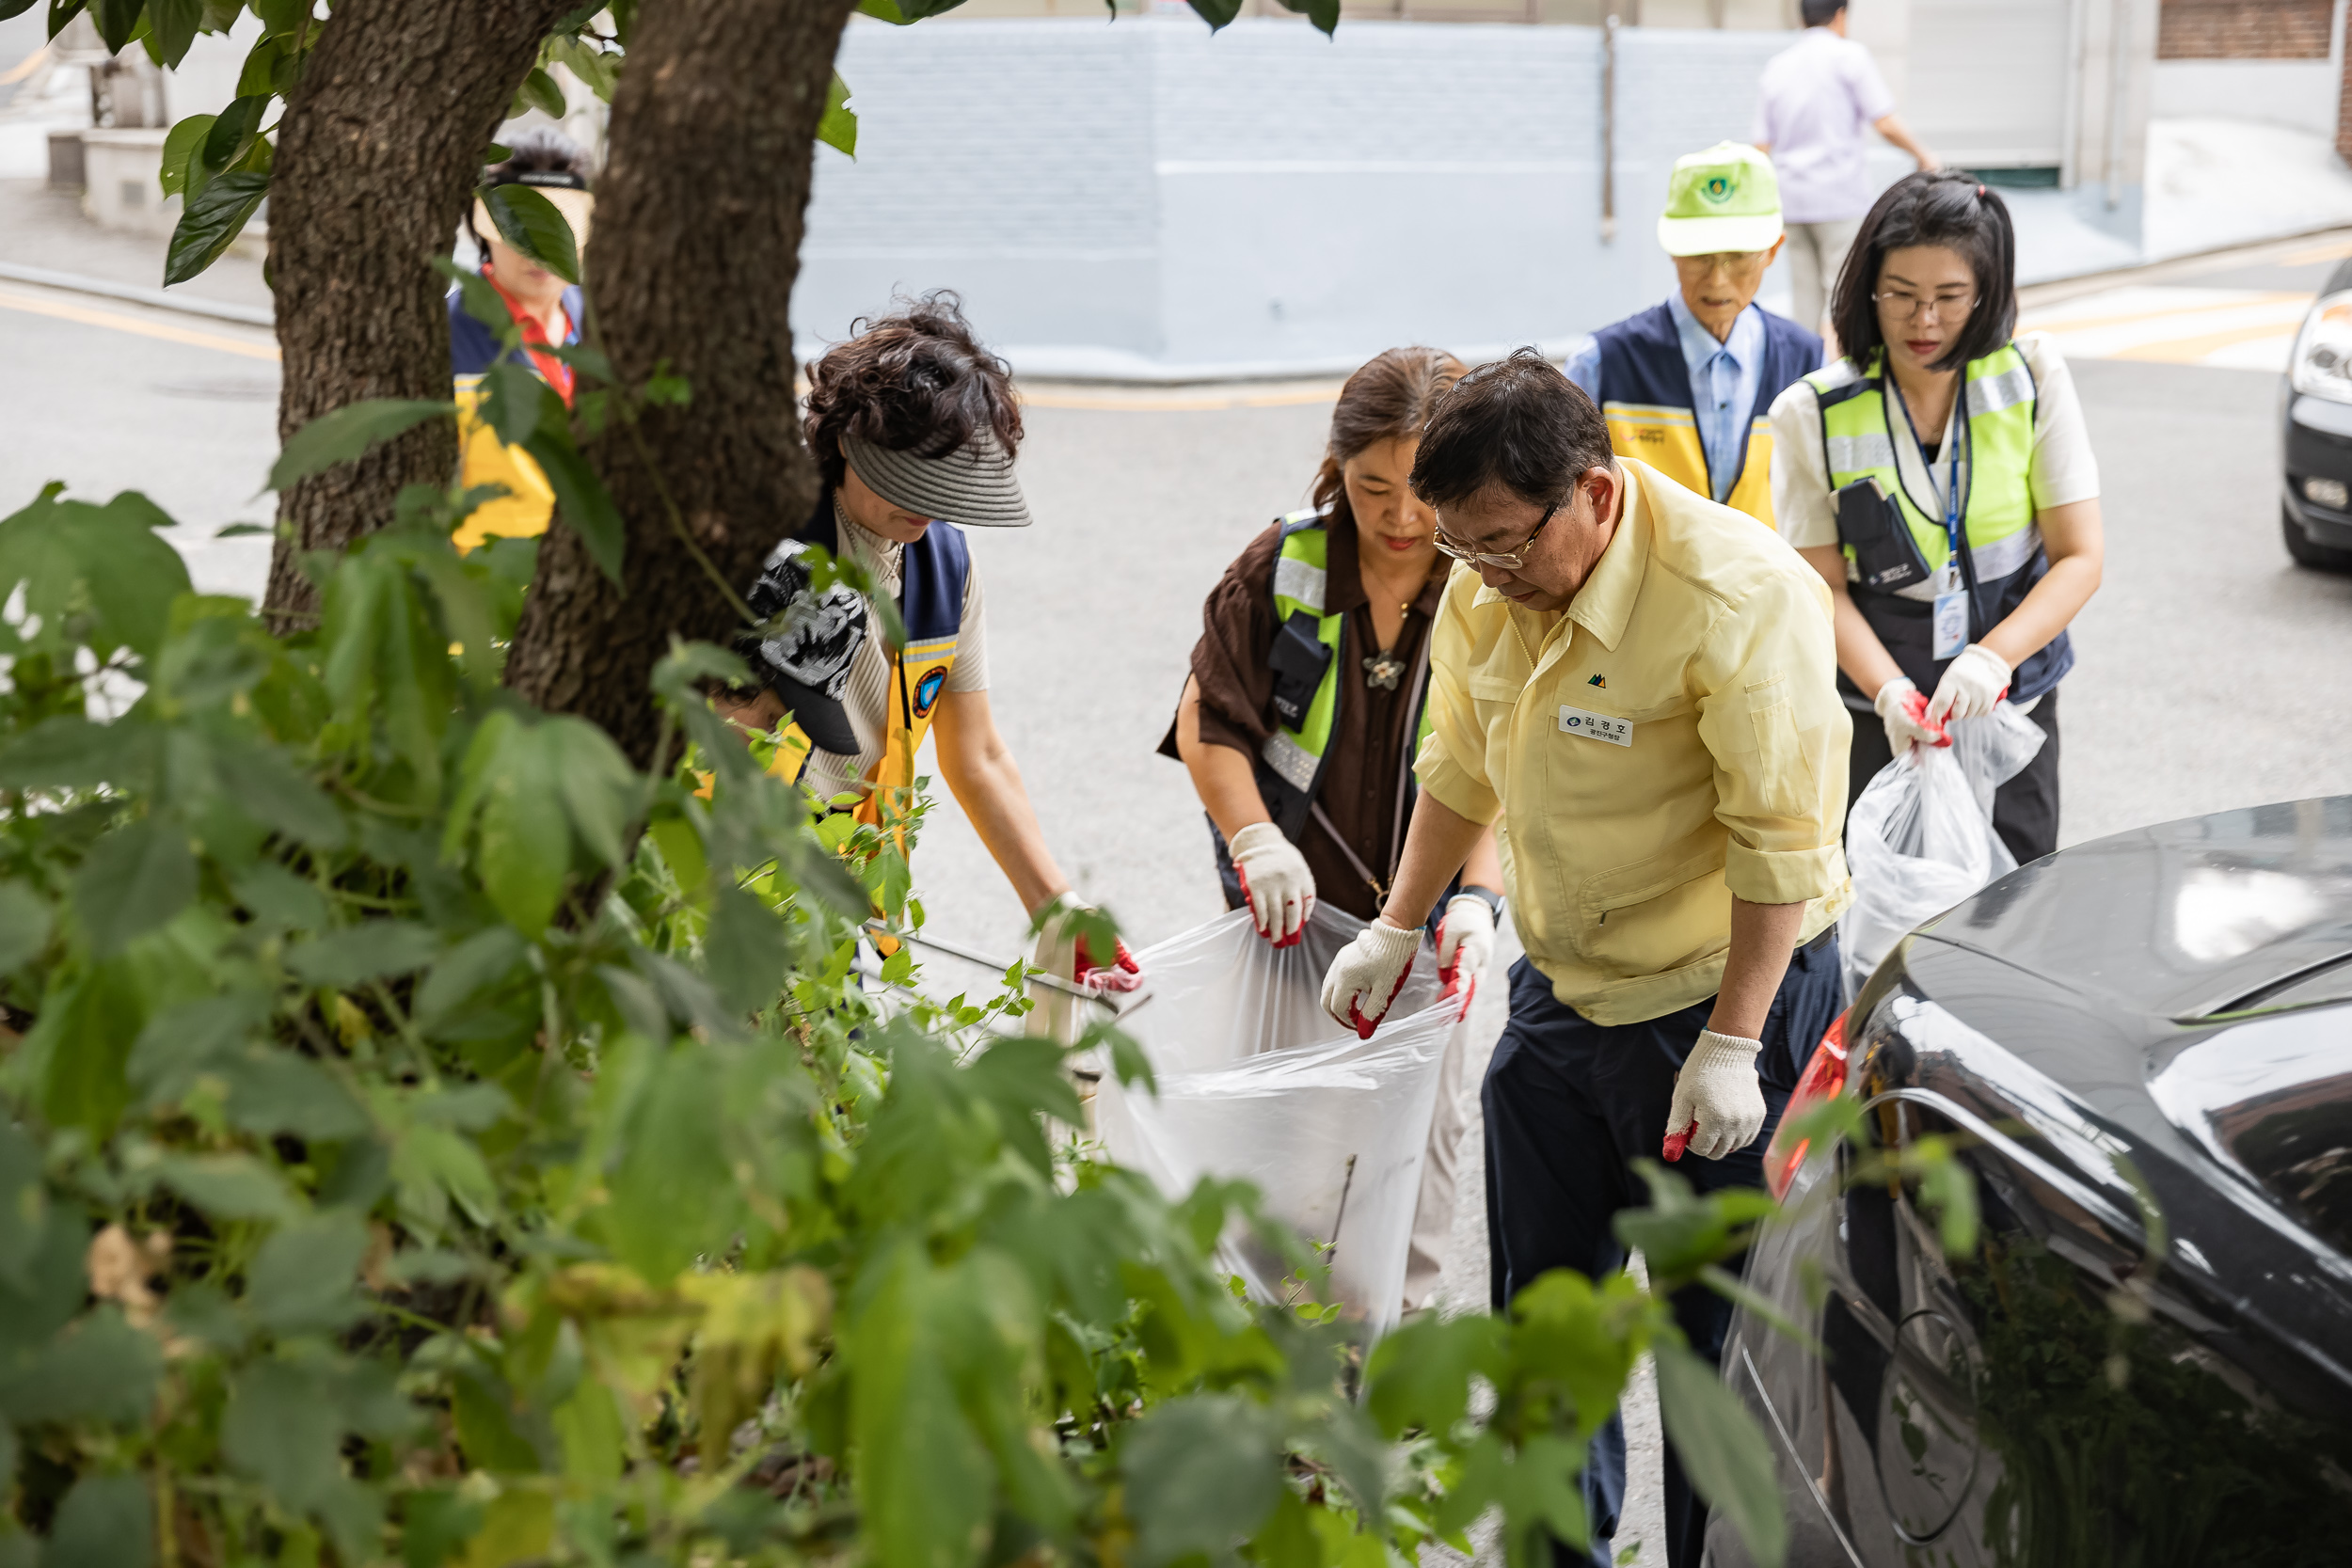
[2108,319,2304,363]
[2276,240,2352,266]
[2021,290,2307,337]
[0,284,280,361]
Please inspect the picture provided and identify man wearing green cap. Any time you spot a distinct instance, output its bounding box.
[1565,141,1820,531]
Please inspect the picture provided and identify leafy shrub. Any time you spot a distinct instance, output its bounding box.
[0,478,1788,1567]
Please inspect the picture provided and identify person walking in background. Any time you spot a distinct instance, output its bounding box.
[1753,0,1937,341]
[1165,346,1504,1312]
[449,129,594,550]
[1565,143,1820,531]
[1772,172,2103,864]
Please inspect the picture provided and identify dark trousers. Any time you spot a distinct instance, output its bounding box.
[1843,687,2061,865]
[1483,935,1845,1568]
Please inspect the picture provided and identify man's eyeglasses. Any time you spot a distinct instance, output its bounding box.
[1433,499,1561,570]
[1872,290,1976,324]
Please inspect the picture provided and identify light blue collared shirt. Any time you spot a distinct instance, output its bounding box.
[1565,294,1768,504]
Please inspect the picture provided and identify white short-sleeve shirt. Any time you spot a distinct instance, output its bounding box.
[1769,331,2100,599]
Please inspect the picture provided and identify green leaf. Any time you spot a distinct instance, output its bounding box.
[705,882,787,1016]
[856,0,909,20]
[0,1119,46,1291]
[1651,1337,1786,1568]
[547,718,636,867]
[818,71,856,158]
[267,399,453,493]
[1186,0,1244,27]
[478,182,580,284]
[517,65,565,119]
[401,1490,485,1568]
[246,1211,370,1334]
[43,1470,153,1568]
[412,926,530,1031]
[435,256,517,343]
[222,1054,372,1142]
[481,359,558,449]
[127,990,271,1103]
[1365,1310,1505,1438]
[89,0,139,51]
[207,733,345,847]
[0,879,53,975]
[224,1357,345,1511]
[73,492,196,658]
[0,1307,164,1426]
[201,92,265,173]
[155,1153,300,1222]
[72,817,198,957]
[159,112,215,198]
[601,1046,739,1283]
[147,0,202,64]
[0,717,147,791]
[1120,1393,1283,1566]
[520,428,626,585]
[164,169,268,285]
[284,921,439,988]
[33,963,148,1138]
[232,31,283,96]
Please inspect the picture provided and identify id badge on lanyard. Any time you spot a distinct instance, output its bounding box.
[1930,436,1968,660]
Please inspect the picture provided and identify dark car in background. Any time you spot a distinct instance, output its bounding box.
[2282,261,2352,569]
[1707,799,2352,1566]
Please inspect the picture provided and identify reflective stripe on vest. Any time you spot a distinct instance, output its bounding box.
[1600,402,1778,527]
[1806,344,2038,582]
[1261,509,1343,802]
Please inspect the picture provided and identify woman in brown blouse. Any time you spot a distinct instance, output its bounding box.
[1162,346,1504,1309]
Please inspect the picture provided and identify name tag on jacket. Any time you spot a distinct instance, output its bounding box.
[1556,705,1632,746]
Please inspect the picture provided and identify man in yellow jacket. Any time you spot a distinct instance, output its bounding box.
[1318,352,1851,1568]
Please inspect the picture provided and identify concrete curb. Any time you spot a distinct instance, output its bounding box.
[0,261,272,327]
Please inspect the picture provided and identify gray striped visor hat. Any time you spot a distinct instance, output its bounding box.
[842,428,1032,529]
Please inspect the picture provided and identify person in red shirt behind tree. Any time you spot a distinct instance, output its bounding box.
[448,128,594,551]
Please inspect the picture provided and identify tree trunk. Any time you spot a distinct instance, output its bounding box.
[262,0,579,624]
[501,0,855,767]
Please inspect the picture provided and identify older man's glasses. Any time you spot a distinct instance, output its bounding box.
[1433,499,1561,570]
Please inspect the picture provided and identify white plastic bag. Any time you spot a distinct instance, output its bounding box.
[1839,702,2046,999]
[1093,903,1466,1338]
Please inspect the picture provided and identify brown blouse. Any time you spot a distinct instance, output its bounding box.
[1158,517,1453,923]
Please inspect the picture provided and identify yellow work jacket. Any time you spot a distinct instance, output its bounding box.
[1416,460,1851,1025]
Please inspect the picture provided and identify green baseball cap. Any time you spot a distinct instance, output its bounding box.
[1656,141,1784,257]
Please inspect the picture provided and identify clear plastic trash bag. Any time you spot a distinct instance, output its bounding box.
[1093,903,1466,1338]
[1839,701,2046,1000]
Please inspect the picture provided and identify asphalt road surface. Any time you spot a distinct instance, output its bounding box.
[8,211,2352,1564]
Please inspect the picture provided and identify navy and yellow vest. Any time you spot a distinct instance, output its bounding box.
[1804,344,2074,704]
[448,285,582,552]
[1256,509,1434,844]
[1593,303,1820,529]
[771,499,971,846]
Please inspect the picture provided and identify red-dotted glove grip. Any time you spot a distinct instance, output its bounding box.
[1900,688,1952,749]
[1235,865,1302,948]
[1346,965,1413,1041]
[1073,935,1142,992]
[1663,1121,1695,1162]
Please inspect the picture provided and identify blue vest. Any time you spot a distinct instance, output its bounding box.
[1591,303,1820,528]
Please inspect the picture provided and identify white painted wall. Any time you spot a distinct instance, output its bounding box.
[2151,59,2339,137]
[796,16,1797,378]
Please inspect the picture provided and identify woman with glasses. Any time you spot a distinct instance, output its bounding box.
[1160,346,1502,1310]
[1768,170,2104,862]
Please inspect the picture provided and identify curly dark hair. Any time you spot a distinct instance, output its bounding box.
[803,291,1023,492]
[1407,348,1613,515]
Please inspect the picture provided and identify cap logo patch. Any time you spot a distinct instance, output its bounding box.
[1702,174,1736,205]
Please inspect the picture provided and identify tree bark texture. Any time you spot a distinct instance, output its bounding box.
[501,0,856,767]
[262,0,580,623]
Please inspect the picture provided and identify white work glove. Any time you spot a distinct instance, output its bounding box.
[1873,675,1949,757]
[1664,1029,1768,1162]
[1925,642,2011,729]
[1029,895,1143,1049]
[1228,821,1314,947]
[1435,894,1496,1000]
[1319,917,1421,1040]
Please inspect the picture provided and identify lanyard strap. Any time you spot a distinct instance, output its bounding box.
[1888,375,1968,564]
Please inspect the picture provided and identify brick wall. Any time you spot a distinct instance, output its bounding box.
[2158,0,2332,59]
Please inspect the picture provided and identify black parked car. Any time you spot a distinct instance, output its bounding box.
[1708,799,2352,1566]
[2283,262,2352,569]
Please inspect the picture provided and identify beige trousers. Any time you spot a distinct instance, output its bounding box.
[1784,216,1864,337]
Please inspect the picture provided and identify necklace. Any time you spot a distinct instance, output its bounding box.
[1363,598,1413,689]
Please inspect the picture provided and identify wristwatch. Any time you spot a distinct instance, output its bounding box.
[1454,884,1504,922]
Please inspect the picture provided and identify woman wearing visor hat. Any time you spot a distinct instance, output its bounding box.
[449,128,595,551]
[716,293,1142,1000]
